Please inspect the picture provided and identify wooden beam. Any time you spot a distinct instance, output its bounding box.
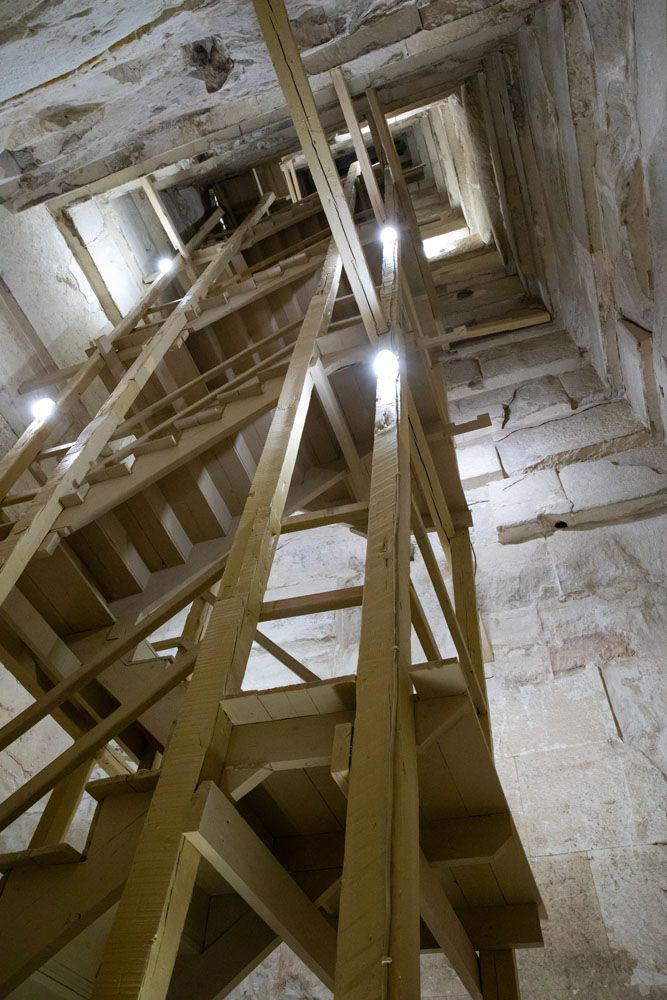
[311,360,370,499]
[259,585,363,621]
[49,207,123,325]
[0,650,197,834]
[187,782,337,986]
[224,710,353,770]
[253,0,386,340]
[280,502,368,533]
[416,306,552,349]
[479,949,521,1000]
[330,67,385,224]
[334,187,421,997]
[420,852,482,999]
[141,178,198,283]
[91,214,347,997]
[254,629,319,683]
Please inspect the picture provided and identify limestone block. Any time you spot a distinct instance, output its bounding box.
[493,448,667,542]
[488,665,617,758]
[455,439,502,488]
[473,537,560,611]
[496,401,648,475]
[489,469,569,541]
[486,644,553,685]
[501,375,574,429]
[515,742,637,855]
[517,853,619,1000]
[536,591,649,673]
[589,847,667,995]
[481,604,544,649]
[443,356,482,395]
[559,365,608,406]
[602,657,667,774]
[557,447,667,515]
[476,330,581,386]
[546,516,667,595]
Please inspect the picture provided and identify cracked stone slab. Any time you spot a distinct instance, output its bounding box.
[495,400,649,477]
[450,374,574,441]
[476,330,582,387]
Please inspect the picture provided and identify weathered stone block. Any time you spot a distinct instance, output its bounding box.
[496,401,648,475]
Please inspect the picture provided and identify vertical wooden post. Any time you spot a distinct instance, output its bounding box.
[450,526,491,744]
[334,202,420,999]
[91,227,345,1000]
[480,949,521,1000]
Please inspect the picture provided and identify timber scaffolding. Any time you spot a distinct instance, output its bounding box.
[0,3,546,998]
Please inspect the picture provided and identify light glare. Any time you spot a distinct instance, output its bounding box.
[157,257,174,274]
[380,225,398,246]
[31,397,55,421]
[373,349,399,380]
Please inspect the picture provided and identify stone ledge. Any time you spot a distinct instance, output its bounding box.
[491,447,667,543]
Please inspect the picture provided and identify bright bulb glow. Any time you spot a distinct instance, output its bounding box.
[373,349,399,380]
[31,397,55,421]
[157,257,174,275]
[422,227,469,260]
[380,225,398,246]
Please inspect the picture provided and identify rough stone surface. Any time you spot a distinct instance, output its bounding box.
[496,400,649,475]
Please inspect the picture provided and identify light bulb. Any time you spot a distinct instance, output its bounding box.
[373,349,399,380]
[157,257,174,274]
[380,226,398,246]
[31,397,55,421]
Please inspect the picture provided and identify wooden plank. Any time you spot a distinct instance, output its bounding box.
[141,178,197,282]
[253,0,385,340]
[0,842,81,874]
[225,710,354,770]
[186,781,337,986]
[311,360,370,499]
[92,217,347,997]
[422,814,513,867]
[417,306,552,349]
[460,904,543,950]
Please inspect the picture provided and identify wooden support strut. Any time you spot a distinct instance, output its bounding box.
[334,186,421,999]
[90,172,355,1000]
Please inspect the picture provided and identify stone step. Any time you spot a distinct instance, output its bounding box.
[489,445,667,543]
[445,328,583,399]
[494,400,649,476]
